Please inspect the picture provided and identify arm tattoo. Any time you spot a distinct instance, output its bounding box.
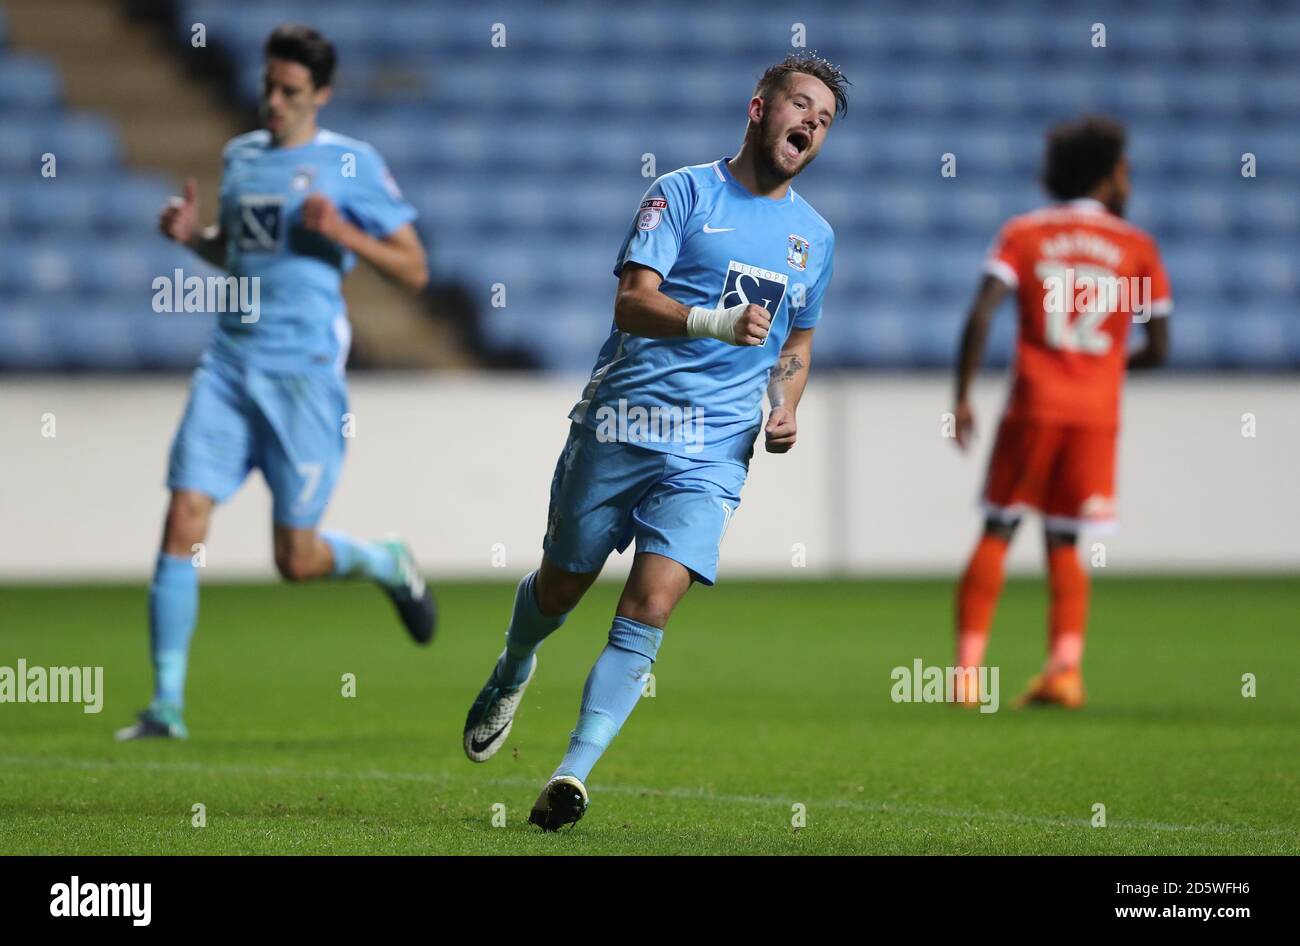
[771,353,806,383]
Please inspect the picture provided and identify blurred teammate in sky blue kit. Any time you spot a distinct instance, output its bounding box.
[461,54,849,830]
[117,25,435,741]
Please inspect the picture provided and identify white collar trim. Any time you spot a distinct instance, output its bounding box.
[1067,197,1107,213]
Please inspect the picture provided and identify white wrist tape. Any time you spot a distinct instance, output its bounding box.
[686,302,748,344]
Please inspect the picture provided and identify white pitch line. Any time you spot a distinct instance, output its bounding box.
[0,754,1290,839]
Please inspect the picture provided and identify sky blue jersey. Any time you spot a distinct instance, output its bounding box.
[211,128,417,372]
[570,158,835,461]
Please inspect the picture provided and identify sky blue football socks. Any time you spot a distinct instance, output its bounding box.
[322,531,401,586]
[149,552,198,710]
[495,570,568,688]
[554,616,664,783]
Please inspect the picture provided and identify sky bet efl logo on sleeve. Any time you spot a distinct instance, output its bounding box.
[637,197,667,231]
[718,260,788,345]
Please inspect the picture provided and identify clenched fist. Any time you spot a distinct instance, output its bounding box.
[300,193,345,243]
[731,303,772,346]
[952,400,975,451]
[765,405,797,453]
[158,177,199,244]
[686,301,772,346]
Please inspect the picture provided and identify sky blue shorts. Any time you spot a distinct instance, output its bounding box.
[166,354,348,528]
[543,423,748,585]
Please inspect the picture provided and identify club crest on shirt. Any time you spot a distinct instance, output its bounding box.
[290,167,315,192]
[787,234,810,271]
[637,197,668,231]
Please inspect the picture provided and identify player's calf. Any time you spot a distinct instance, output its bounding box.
[523,616,661,831]
[955,529,1012,672]
[273,527,335,583]
[547,616,663,789]
[1045,539,1088,673]
[119,493,210,743]
[533,558,600,616]
[273,528,436,633]
[463,569,571,761]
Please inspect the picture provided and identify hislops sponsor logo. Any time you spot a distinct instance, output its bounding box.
[50,876,151,926]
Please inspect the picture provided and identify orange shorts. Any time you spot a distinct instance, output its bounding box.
[981,418,1118,533]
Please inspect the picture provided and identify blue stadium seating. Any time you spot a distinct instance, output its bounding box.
[1,2,1297,370]
[0,54,59,110]
[0,3,219,370]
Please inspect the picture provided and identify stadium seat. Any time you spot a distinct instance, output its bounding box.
[0,54,60,111]
[3,1,1296,371]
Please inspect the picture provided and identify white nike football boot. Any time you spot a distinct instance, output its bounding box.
[462,654,537,762]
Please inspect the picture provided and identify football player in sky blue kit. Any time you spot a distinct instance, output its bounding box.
[462,54,849,830]
[117,25,434,741]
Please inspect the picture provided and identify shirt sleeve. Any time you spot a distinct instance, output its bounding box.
[793,230,835,329]
[1146,238,1173,317]
[983,221,1021,289]
[612,171,696,280]
[340,145,418,239]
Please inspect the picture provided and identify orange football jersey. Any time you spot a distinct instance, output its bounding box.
[985,198,1172,428]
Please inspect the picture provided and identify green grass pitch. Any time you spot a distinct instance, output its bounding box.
[0,576,1295,855]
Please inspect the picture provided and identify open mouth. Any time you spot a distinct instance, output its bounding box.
[784,129,811,160]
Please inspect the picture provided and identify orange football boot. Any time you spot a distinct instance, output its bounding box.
[1014,668,1086,709]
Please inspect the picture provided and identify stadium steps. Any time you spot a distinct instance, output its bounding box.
[5,0,236,206]
[3,0,473,370]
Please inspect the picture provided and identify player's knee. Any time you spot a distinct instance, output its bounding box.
[274,548,316,583]
[617,588,678,630]
[984,517,1019,542]
[1045,529,1077,549]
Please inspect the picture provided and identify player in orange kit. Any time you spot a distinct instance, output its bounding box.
[950,116,1171,708]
